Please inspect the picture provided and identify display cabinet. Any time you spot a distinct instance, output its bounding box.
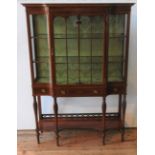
[23,3,134,145]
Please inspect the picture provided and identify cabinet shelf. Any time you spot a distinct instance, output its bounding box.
[31,34,48,39]
[39,113,120,131]
[32,57,49,63]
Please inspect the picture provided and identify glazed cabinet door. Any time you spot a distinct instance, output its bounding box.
[108,14,128,82]
[53,15,105,85]
[28,13,51,83]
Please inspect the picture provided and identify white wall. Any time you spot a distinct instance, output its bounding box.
[17,0,137,129]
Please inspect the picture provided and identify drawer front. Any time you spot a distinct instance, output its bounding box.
[33,87,50,95]
[56,89,68,97]
[107,83,125,94]
[56,87,104,97]
[68,88,103,96]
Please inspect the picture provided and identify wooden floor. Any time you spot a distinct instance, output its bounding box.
[17,128,137,155]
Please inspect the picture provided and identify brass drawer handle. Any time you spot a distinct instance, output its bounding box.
[93,90,98,94]
[41,89,46,93]
[60,90,66,95]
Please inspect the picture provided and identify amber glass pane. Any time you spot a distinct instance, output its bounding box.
[108,14,127,82]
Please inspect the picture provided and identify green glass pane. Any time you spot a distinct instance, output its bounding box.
[92,39,104,56]
[92,16,104,38]
[109,38,124,56]
[67,39,78,56]
[36,57,49,62]
[80,39,91,56]
[33,15,47,35]
[36,63,49,78]
[54,17,65,38]
[109,15,125,35]
[108,62,122,81]
[56,64,67,84]
[67,16,78,38]
[80,57,91,64]
[34,38,49,57]
[92,64,103,83]
[68,64,79,84]
[68,56,78,64]
[55,56,67,63]
[80,64,91,84]
[108,15,126,82]
[80,16,91,38]
[36,77,49,83]
[108,56,123,62]
[92,56,103,63]
[54,39,66,56]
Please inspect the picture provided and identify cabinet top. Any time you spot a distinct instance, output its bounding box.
[22,3,134,8]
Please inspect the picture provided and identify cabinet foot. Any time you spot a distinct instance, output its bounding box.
[102,130,106,145]
[121,128,125,142]
[36,131,40,144]
[55,131,60,146]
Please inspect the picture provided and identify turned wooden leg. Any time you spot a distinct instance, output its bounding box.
[102,96,107,145]
[33,96,40,144]
[53,97,59,146]
[118,94,122,117]
[121,94,127,141]
[37,96,43,133]
[118,94,122,132]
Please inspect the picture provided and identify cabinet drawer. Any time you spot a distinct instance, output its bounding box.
[56,88,103,97]
[107,83,125,94]
[33,87,50,95]
[56,89,68,96]
[68,88,103,96]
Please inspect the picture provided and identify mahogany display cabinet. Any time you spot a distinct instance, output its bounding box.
[23,3,134,145]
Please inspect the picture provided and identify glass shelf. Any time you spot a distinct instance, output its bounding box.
[54,33,104,39]
[55,56,103,64]
[108,56,124,62]
[54,33,126,39]
[30,34,48,39]
[32,57,49,63]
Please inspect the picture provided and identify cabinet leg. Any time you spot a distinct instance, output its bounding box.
[121,94,127,142]
[33,96,40,144]
[102,96,106,145]
[54,97,59,146]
